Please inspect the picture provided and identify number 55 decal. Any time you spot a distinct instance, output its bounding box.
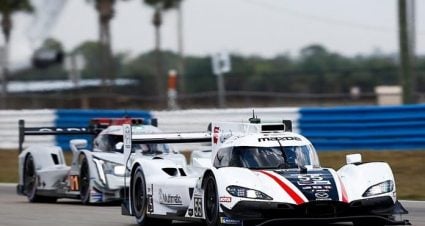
[297,175,329,185]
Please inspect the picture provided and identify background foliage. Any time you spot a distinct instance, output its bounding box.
[12,42,425,98]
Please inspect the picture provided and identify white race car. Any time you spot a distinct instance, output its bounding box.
[121,118,410,226]
[16,118,185,204]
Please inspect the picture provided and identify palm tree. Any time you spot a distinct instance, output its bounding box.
[88,0,116,87]
[0,0,33,97]
[143,0,182,105]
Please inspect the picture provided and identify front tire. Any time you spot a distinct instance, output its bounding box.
[132,167,149,225]
[23,154,56,203]
[79,155,91,204]
[131,166,170,226]
[204,174,220,226]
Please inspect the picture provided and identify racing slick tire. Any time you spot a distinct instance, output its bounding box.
[24,154,57,203]
[204,174,220,226]
[132,166,171,226]
[79,155,91,204]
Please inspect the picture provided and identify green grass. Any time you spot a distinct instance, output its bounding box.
[2,150,424,200]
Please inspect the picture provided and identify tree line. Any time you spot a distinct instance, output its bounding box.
[14,42,425,99]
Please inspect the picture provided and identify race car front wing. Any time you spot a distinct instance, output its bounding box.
[220,197,410,225]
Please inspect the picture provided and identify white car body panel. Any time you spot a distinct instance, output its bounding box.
[338,162,396,202]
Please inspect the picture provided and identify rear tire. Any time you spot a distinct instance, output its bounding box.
[204,174,220,226]
[79,155,91,204]
[24,154,57,203]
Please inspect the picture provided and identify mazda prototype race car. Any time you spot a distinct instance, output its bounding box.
[121,118,410,226]
[16,118,185,204]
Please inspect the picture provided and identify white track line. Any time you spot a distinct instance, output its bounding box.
[401,200,425,203]
[0,183,16,187]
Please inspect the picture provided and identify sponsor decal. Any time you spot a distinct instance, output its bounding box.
[220,217,241,224]
[258,136,302,142]
[297,174,331,186]
[123,124,132,155]
[90,189,103,202]
[148,195,154,212]
[194,197,203,217]
[69,175,79,191]
[38,127,88,132]
[314,192,330,200]
[188,208,193,216]
[159,189,183,206]
[274,169,340,202]
[219,196,232,203]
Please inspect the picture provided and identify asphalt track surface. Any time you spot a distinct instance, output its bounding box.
[0,184,423,226]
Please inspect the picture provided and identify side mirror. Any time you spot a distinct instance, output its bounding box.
[70,139,87,149]
[346,153,362,165]
[70,139,87,157]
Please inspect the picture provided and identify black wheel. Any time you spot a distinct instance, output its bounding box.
[132,167,149,225]
[131,167,171,226]
[80,155,91,204]
[204,174,219,226]
[24,154,56,203]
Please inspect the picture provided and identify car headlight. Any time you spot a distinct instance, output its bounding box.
[102,160,125,177]
[363,180,394,197]
[226,185,273,200]
[93,157,125,185]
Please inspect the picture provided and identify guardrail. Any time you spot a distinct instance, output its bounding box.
[0,109,152,150]
[1,105,424,151]
[299,104,425,150]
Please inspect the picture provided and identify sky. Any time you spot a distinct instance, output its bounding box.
[3,0,425,69]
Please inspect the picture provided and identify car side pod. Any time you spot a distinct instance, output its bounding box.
[346,153,362,165]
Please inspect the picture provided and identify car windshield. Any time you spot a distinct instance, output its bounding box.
[106,135,171,155]
[133,143,171,155]
[214,145,320,169]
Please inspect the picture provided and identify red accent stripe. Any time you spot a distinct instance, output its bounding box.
[339,179,349,203]
[259,170,305,205]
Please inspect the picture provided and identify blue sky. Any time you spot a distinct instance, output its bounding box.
[4,0,425,68]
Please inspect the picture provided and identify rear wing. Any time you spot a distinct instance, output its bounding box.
[18,119,93,153]
[131,132,211,144]
[90,117,158,134]
[122,124,211,165]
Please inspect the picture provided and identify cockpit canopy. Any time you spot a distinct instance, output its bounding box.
[213,145,320,169]
[94,134,172,155]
